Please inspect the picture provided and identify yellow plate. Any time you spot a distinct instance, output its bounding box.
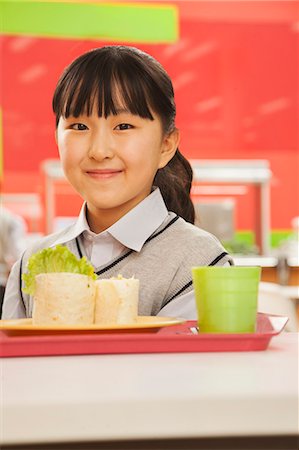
[0,316,185,333]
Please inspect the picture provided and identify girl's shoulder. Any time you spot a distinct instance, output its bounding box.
[148,213,232,266]
[156,212,222,246]
[22,223,77,261]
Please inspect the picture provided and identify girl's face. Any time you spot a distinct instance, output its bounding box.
[56,107,179,232]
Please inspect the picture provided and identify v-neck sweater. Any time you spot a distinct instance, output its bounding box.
[4,212,232,318]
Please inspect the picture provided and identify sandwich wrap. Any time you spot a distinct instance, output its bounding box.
[95,276,139,324]
[33,272,96,325]
[22,245,97,325]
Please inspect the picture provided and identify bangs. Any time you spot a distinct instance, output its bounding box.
[53,51,156,126]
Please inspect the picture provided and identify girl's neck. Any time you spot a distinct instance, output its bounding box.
[86,208,123,234]
[85,188,153,234]
[86,202,140,234]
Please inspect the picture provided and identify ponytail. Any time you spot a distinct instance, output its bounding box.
[154,150,195,224]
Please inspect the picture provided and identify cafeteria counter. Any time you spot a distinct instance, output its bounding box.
[1,332,298,449]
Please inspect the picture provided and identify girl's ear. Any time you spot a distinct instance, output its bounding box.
[54,129,58,145]
[158,128,180,169]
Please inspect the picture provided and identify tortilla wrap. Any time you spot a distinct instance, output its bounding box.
[95,278,139,324]
[33,273,96,325]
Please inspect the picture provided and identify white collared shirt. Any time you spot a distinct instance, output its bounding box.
[81,189,198,318]
[77,188,170,269]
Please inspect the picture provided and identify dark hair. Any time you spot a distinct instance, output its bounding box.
[52,45,195,223]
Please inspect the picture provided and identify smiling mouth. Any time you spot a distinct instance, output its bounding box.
[86,169,123,179]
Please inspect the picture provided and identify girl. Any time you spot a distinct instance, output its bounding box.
[2,46,233,320]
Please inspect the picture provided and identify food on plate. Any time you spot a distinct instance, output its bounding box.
[95,275,139,324]
[33,272,96,325]
[22,246,140,326]
[22,245,97,325]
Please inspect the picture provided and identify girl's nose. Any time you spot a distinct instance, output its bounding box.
[87,130,114,160]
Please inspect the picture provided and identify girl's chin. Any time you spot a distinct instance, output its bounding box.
[86,199,126,211]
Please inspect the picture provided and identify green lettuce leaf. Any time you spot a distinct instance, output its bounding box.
[22,245,97,295]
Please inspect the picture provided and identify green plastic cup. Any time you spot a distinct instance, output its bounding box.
[192,266,261,333]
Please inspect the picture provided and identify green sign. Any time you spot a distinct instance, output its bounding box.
[0,1,179,43]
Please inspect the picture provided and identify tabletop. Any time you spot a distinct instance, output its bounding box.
[1,332,298,447]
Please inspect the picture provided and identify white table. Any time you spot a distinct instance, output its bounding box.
[1,333,298,449]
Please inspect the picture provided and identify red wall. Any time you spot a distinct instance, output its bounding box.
[1,1,298,231]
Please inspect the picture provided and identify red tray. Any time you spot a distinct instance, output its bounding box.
[0,313,288,358]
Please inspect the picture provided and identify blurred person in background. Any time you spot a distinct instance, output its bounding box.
[0,205,27,316]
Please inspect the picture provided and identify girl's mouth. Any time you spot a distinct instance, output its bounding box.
[86,169,123,179]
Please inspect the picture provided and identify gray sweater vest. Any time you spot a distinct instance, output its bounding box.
[18,213,233,316]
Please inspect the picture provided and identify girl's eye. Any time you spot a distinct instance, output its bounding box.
[70,123,88,131]
[114,123,133,131]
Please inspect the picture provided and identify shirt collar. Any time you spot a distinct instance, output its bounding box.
[52,188,168,252]
[51,204,89,247]
[108,188,168,251]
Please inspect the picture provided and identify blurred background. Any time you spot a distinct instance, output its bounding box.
[0,1,298,303]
